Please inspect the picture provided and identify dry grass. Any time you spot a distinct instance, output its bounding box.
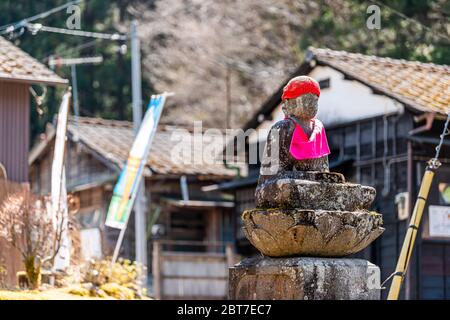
[0,284,150,300]
[0,288,105,300]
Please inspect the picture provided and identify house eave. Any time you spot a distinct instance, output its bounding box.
[0,74,68,86]
[313,59,440,117]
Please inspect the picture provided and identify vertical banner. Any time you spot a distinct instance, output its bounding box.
[105,94,167,229]
[51,91,71,270]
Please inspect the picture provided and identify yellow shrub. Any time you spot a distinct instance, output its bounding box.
[100,283,135,300]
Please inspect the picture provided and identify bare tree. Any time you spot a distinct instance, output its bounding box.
[124,0,320,128]
[0,180,66,289]
[117,0,448,128]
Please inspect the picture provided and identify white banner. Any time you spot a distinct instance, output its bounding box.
[51,91,71,269]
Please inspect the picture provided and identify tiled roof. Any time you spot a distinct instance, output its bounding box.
[67,117,236,179]
[0,36,67,85]
[309,47,450,115]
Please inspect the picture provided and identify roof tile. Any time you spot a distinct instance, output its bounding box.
[309,47,449,115]
[0,36,67,85]
[67,117,237,179]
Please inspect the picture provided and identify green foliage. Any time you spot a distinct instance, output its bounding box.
[1,0,447,137]
[301,0,449,65]
[0,0,153,142]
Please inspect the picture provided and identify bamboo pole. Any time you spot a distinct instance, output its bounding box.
[387,168,435,300]
[388,112,449,300]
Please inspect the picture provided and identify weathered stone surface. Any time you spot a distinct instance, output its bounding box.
[258,170,346,185]
[229,257,381,300]
[242,208,384,257]
[259,119,330,175]
[255,178,376,211]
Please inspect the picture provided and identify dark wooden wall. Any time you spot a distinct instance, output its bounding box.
[327,112,414,298]
[30,139,117,195]
[234,111,450,299]
[0,81,30,182]
[312,113,450,299]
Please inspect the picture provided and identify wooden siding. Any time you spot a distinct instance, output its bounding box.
[421,242,450,299]
[30,139,116,195]
[0,239,22,288]
[29,141,236,268]
[0,82,30,182]
[306,113,425,299]
[153,240,235,299]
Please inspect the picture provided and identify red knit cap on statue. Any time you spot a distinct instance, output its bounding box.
[281,76,321,101]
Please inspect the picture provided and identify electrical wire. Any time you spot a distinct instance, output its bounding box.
[28,24,127,41]
[368,0,450,43]
[0,0,83,35]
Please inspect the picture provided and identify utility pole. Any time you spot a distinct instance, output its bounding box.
[225,66,231,128]
[49,55,103,121]
[71,65,79,118]
[131,20,148,288]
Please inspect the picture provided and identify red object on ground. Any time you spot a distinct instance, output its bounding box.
[281,77,321,101]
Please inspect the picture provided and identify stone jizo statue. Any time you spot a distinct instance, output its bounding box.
[260,76,330,176]
[230,76,384,300]
[243,75,384,257]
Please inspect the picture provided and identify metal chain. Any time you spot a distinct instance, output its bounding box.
[435,113,450,158]
[428,112,450,170]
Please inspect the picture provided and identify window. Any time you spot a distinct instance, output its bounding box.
[438,183,450,205]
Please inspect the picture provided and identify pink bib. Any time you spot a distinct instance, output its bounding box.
[287,118,330,160]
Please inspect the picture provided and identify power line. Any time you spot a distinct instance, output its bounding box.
[0,0,83,34]
[27,24,128,40]
[42,39,99,62]
[368,0,450,43]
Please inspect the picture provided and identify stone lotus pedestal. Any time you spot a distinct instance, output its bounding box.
[245,172,384,257]
[242,208,383,257]
[229,172,384,300]
[229,257,381,300]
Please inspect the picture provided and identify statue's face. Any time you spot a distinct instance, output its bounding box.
[282,93,318,120]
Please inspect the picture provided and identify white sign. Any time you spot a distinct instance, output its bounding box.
[429,205,450,237]
[80,228,102,260]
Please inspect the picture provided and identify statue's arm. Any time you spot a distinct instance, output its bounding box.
[260,120,294,176]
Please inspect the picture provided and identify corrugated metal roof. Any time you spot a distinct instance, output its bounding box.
[0,36,67,85]
[67,117,237,179]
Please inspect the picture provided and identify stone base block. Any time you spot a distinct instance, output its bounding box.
[255,178,376,211]
[229,257,380,300]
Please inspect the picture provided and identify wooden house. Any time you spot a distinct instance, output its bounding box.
[29,116,238,299]
[0,36,67,182]
[219,48,450,299]
[0,36,67,287]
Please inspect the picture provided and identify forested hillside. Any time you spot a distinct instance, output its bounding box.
[0,0,448,140]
